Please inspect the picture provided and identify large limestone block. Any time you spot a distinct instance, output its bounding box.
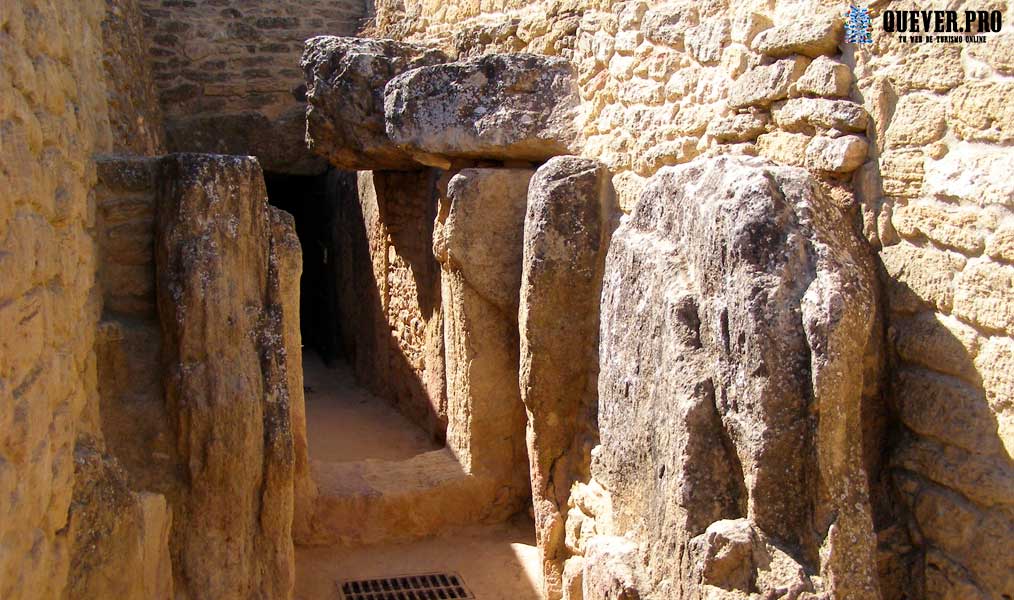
[435,168,533,512]
[301,37,447,170]
[596,155,881,597]
[641,3,699,47]
[436,169,534,315]
[519,157,612,600]
[155,154,296,600]
[385,54,582,165]
[805,134,868,173]
[881,242,965,313]
[886,93,946,148]
[271,209,316,542]
[923,142,1014,207]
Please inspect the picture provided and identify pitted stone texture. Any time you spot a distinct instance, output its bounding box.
[435,168,533,516]
[772,98,868,133]
[302,37,448,170]
[805,135,868,173]
[752,16,842,58]
[385,54,582,164]
[886,93,947,148]
[155,154,296,600]
[641,3,700,47]
[728,56,810,109]
[707,112,769,143]
[793,56,852,98]
[596,155,881,598]
[64,441,173,600]
[949,81,1014,144]
[520,157,612,600]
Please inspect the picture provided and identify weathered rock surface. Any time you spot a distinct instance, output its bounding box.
[155,154,297,600]
[752,16,842,58]
[594,155,882,598]
[301,37,447,170]
[64,440,173,600]
[805,134,868,173]
[793,56,852,98]
[434,168,533,512]
[772,98,868,133]
[728,56,809,109]
[707,112,769,143]
[385,54,582,165]
[519,157,612,600]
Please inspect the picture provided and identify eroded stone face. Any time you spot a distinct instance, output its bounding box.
[595,155,881,598]
[301,36,448,170]
[519,157,612,600]
[154,154,297,600]
[435,168,533,514]
[384,54,583,165]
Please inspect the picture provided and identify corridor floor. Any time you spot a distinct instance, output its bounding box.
[303,351,440,463]
[295,515,543,600]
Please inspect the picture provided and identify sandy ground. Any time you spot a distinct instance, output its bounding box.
[295,514,543,600]
[303,352,440,463]
[299,352,542,599]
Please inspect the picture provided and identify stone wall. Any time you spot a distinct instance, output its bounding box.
[328,169,448,440]
[1,0,111,597]
[102,0,167,155]
[137,0,371,173]
[373,1,1014,598]
[854,5,1014,596]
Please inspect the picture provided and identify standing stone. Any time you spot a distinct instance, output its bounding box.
[385,54,582,166]
[434,168,534,512]
[595,155,882,598]
[272,209,316,542]
[519,157,612,600]
[154,154,296,600]
[301,37,447,170]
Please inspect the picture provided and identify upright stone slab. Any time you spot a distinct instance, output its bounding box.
[154,154,297,600]
[595,155,882,598]
[519,157,611,600]
[385,54,582,166]
[301,37,447,170]
[434,168,534,513]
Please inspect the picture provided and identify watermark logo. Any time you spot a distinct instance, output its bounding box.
[845,5,873,44]
[882,9,1003,43]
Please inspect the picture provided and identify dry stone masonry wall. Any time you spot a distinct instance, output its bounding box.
[371,1,1014,599]
[854,4,1014,597]
[3,0,1014,599]
[138,0,370,173]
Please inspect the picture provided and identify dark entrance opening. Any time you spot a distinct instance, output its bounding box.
[264,171,340,364]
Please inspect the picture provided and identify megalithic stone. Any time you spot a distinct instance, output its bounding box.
[519,156,613,600]
[154,154,297,600]
[385,54,582,167]
[301,37,447,171]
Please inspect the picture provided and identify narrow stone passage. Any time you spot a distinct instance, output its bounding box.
[303,351,440,463]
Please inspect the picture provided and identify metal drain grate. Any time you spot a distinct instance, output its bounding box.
[338,572,474,600]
